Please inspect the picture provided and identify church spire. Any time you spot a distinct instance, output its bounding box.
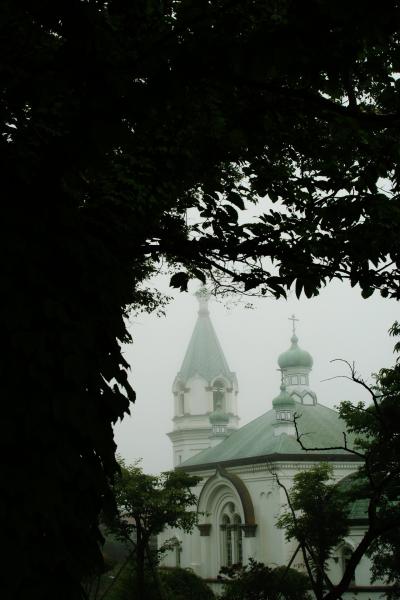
[169,290,239,466]
[177,287,234,385]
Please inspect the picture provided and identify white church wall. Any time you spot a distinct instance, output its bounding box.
[163,461,369,582]
[187,375,209,414]
[168,428,212,466]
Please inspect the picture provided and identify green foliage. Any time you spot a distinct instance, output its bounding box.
[93,561,152,600]
[109,460,201,542]
[277,464,350,565]
[106,460,200,597]
[92,564,215,600]
[219,559,311,600]
[160,568,215,600]
[369,529,400,599]
[276,464,350,598]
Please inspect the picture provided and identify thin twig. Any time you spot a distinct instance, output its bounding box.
[292,413,365,460]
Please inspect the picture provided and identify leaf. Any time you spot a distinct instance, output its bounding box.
[228,190,245,210]
[223,204,239,223]
[244,278,260,291]
[191,268,206,284]
[361,287,374,299]
[170,272,189,291]
[295,278,303,299]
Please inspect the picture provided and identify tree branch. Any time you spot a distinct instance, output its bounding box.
[292,412,366,460]
[328,359,386,427]
[324,529,375,600]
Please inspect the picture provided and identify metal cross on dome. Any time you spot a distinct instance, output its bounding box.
[288,314,299,334]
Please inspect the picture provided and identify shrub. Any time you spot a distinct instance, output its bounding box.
[219,560,311,600]
[161,568,215,600]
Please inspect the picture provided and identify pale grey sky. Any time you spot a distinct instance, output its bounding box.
[114,275,399,474]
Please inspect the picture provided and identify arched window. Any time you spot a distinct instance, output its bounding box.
[220,503,243,566]
[220,513,232,566]
[233,514,243,564]
[291,393,301,404]
[213,379,226,412]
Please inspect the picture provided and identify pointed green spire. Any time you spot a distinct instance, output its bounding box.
[178,289,234,384]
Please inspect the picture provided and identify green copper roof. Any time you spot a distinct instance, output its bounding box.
[278,334,313,369]
[337,473,369,521]
[177,300,234,384]
[180,401,359,468]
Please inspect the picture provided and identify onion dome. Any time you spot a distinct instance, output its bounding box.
[272,383,296,409]
[209,407,229,425]
[278,334,313,370]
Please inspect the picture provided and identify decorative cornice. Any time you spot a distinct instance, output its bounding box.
[179,452,364,473]
[225,463,360,478]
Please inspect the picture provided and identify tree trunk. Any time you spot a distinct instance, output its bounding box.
[135,527,145,599]
[146,543,166,600]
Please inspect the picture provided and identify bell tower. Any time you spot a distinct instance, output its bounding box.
[168,289,239,467]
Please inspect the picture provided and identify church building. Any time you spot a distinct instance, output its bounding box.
[159,291,383,597]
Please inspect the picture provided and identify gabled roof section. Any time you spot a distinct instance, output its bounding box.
[177,290,234,385]
[179,401,360,469]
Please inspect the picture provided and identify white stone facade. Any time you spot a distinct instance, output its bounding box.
[160,460,383,596]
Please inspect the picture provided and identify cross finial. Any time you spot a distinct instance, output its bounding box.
[289,314,299,335]
[195,286,211,315]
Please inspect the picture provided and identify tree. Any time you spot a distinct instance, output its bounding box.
[165,1,400,301]
[276,464,351,600]
[219,559,311,600]
[2,2,400,598]
[106,460,200,598]
[369,528,400,599]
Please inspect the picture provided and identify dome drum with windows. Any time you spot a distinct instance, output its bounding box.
[277,315,317,406]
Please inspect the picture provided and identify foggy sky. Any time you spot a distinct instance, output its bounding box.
[114,276,399,474]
